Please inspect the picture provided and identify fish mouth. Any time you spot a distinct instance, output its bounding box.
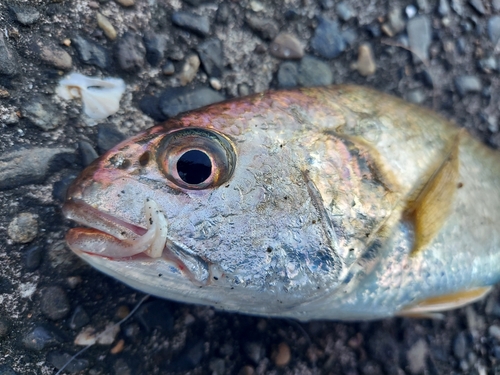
[63,198,209,283]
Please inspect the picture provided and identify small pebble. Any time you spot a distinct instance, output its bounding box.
[143,31,166,67]
[0,320,9,338]
[97,13,117,40]
[138,95,166,122]
[68,306,90,330]
[97,124,126,154]
[197,38,224,77]
[159,87,225,118]
[273,342,291,367]
[478,56,498,73]
[416,0,430,12]
[451,0,465,15]
[406,4,417,18]
[311,17,346,59]
[469,0,486,15]
[455,75,482,96]
[335,1,354,21]
[489,325,500,341]
[78,140,99,167]
[238,83,251,96]
[40,286,71,320]
[135,300,174,332]
[216,3,230,24]
[111,339,125,354]
[114,0,135,6]
[277,61,298,88]
[210,77,222,90]
[22,95,65,131]
[298,56,333,86]
[250,1,264,12]
[8,213,38,244]
[10,5,40,25]
[406,339,428,375]
[245,13,279,40]
[406,89,426,104]
[453,331,468,359]
[407,15,432,63]
[244,342,264,364]
[114,358,132,375]
[269,33,304,59]
[31,40,72,70]
[23,325,65,351]
[178,54,200,86]
[352,43,376,76]
[172,11,210,36]
[209,358,225,375]
[438,0,451,16]
[24,245,44,271]
[488,16,500,45]
[169,341,204,372]
[115,32,146,72]
[238,365,255,375]
[47,351,89,372]
[383,6,405,37]
[162,60,175,75]
[72,35,111,69]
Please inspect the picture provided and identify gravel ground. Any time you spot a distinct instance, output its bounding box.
[1,0,500,374]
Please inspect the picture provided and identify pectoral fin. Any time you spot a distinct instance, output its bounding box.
[398,286,492,317]
[406,134,460,255]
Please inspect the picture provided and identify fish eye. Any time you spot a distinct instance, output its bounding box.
[158,128,236,190]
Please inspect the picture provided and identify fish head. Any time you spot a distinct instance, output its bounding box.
[63,90,393,317]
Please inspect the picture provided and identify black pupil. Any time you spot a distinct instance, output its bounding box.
[177,150,212,184]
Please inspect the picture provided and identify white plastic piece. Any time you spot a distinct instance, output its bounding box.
[56,73,126,120]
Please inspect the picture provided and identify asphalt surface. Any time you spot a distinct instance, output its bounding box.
[1,0,500,374]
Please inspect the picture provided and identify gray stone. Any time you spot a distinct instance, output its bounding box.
[0,35,19,76]
[245,13,279,40]
[494,0,500,11]
[159,87,225,118]
[22,95,65,131]
[172,11,210,36]
[386,6,405,35]
[7,213,38,244]
[23,325,65,351]
[451,0,465,16]
[10,5,40,25]
[438,0,451,16]
[270,33,304,59]
[311,17,346,59]
[336,2,354,21]
[277,61,298,88]
[407,15,432,63]
[209,358,225,375]
[216,3,230,24]
[453,332,468,359]
[47,352,89,373]
[97,125,126,154]
[406,339,428,375]
[24,245,44,271]
[72,35,111,69]
[78,140,99,167]
[40,286,71,320]
[416,0,430,12]
[0,147,74,190]
[455,75,482,96]
[478,56,498,73]
[297,56,333,86]
[115,32,146,72]
[143,31,166,67]
[197,38,224,77]
[162,60,175,75]
[488,16,500,45]
[68,306,90,331]
[29,40,72,70]
[469,0,486,14]
[406,89,426,104]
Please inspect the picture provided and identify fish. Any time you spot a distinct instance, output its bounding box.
[63,85,500,321]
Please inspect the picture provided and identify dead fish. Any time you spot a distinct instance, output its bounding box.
[63,85,500,321]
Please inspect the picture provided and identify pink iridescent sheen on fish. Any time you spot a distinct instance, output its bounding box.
[63,85,500,320]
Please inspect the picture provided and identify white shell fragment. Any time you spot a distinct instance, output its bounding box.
[56,73,126,120]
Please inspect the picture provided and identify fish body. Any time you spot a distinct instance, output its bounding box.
[63,85,500,321]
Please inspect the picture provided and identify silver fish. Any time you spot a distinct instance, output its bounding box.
[63,85,500,321]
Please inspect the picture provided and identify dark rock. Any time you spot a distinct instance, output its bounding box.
[342,28,358,46]
[40,286,71,320]
[244,342,264,364]
[135,300,174,332]
[284,9,300,20]
[319,0,334,9]
[238,83,250,96]
[0,147,74,190]
[277,61,298,88]
[53,174,77,202]
[407,15,432,63]
[297,56,333,86]
[72,35,111,69]
[245,13,279,40]
[114,358,132,375]
[0,365,17,375]
[0,319,9,338]
[311,17,346,59]
[116,32,146,72]
[453,331,468,359]
[0,278,14,294]
[162,59,175,75]
[10,5,40,25]
[438,0,451,16]
[159,87,225,118]
[23,325,66,351]
[172,11,210,36]
[451,0,465,16]
[419,69,434,88]
[68,306,90,330]
[139,95,167,122]
[216,3,230,24]
[47,351,89,373]
[97,125,126,154]
[78,140,99,167]
[336,2,354,21]
[417,0,430,12]
[197,38,224,77]
[270,33,304,59]
[0,35,19,76]
[488,16,500,44]
[29,39,72,69]
[170,341,204,372]
[469,0,486,14]
[365,23,381,38]
[478,56,498,73]
[7,213,38,243]
[209,358,225,375]
[455,75,482,96]
[182,0,210,5]
[143,31,166,67]
[22,95,65,131]
[24,245,44,271]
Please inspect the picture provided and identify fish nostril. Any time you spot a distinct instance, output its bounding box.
[139,151,151,166]
[117,159,131,169]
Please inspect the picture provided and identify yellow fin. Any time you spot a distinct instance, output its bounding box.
[407,134,461,255]
[398,286,492,317]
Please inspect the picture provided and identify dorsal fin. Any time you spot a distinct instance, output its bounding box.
[406,132,461,256]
